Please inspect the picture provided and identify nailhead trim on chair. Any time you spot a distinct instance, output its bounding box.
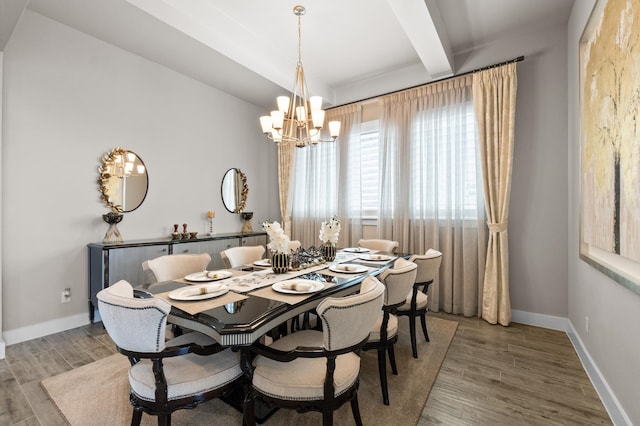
[99,300,168,352]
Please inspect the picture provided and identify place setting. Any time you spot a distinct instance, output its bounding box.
[183,269,234,282]
[251,278,326,304]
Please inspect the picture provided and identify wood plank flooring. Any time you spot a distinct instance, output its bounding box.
[0,313,612,425]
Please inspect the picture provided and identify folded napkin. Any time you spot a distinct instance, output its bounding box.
[369,254,389,260]
[280,282,314,292]
[334,264,360,272]
[206,270,230,279]
[181,284,222,297]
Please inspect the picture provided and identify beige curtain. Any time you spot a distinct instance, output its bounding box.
[473,63,518,326]
[377,76,487,318]
[277,142,296,235]
[289,104,362,247]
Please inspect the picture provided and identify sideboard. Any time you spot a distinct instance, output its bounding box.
[87,231,268,322]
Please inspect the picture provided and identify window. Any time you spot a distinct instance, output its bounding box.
[354,104,481,220]
[356,120,380,219]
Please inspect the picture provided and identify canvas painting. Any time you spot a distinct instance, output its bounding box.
[580,0,640,295]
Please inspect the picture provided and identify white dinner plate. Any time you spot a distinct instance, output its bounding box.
[168,283,229,301]
[253,259,272,267]
[272,279,325,294]
[359,254,392,261]
[329,263,368,274]
[184,270,232,282]
[342,247,370,253]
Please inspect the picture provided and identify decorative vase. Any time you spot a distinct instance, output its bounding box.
[271,252,289,274]
[322,242,336,262]
[102,212,123,243]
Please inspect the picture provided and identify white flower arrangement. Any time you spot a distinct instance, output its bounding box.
[262,221,291,254]
[319,216,341,245]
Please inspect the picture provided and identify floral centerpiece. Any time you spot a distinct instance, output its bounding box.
[263,221,290,273]
[319,216,340,261]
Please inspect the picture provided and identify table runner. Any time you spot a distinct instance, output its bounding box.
[224,263,329,293]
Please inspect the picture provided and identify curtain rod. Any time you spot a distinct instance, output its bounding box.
[328,55,524,110]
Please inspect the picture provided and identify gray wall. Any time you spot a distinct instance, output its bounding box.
[1,9,279,339]
[568,1,640,423]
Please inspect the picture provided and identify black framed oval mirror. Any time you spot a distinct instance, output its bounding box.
[98,147,148,213]
[221,168,248,213]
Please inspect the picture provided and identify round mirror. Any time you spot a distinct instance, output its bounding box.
[221,168,248,213]
[98,148,148,213]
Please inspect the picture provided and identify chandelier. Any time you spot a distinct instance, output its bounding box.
[259,5,340,148]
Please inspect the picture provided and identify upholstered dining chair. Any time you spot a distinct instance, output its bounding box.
[220,245,265,268]
[397,249,442,358]
[363,257,417,405]
[288,239,302,252]
[142,253,211,285]
[97,280,243,426]
[357,239,399,253]
[242,276,385,426]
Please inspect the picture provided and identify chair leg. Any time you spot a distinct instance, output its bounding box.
[420,313,430,342]
[409,315,418,358]
[377,349,390,405]
[388,345,398,375]
[243,393,256,426]
[350,395,363,426]
[157,414,170,426]
[322,410,334,426]
[131,409,142,426]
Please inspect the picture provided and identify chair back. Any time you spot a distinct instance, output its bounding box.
[357,239,399,253]
[408,249,442,284]
[142,253,211,284]
[288,240,302,252]
[220,245,265,268]
[378,258,418,306]
[97,280,171,353]
[316,276,385,351]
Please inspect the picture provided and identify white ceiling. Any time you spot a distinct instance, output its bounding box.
[9,0,574,109]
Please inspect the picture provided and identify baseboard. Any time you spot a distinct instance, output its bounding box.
[513,310,631,425]
[0,340,5,359]
[511,309,570,331]
[2,313,90,347]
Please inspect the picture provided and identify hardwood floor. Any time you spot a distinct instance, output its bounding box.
[0,313,611,425]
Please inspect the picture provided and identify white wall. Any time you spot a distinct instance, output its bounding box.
[1,10,279,341]
[568,1,640,424]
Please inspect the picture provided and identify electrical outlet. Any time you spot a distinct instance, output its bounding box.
[585,316,589,333]
[61,288,71,303]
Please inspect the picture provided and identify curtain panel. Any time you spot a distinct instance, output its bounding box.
[378,75,487,317]
[473,63,518,326]
[290,104,362,248]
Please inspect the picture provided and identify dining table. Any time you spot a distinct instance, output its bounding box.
[136,249,403,346]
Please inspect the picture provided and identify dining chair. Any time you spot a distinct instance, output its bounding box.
[97,280,243,426]
[142,253,211,285]
[396,249,442,358]
[363,257,417,405]
[242,275,385,426]
[220,245,265,268]
[288,239,302,252]
[357,239,399,253]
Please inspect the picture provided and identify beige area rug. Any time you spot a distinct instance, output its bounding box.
[42,316,457,425]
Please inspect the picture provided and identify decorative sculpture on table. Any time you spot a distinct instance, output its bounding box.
[241,212,254,233]
[319,216,341,261]
[263,221,290,273]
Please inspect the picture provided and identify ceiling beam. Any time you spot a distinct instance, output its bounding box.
[387,0,454,79]
[0,0,28,51]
